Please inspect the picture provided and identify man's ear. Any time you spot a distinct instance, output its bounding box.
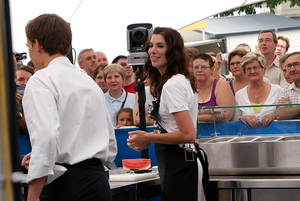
[78,62,83,69]
[33,39,43,52]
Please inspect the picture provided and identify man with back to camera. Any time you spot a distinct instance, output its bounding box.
[276,52,300,120]
[258,30,288,88]
[77,48,98,77]
[95,51,109,66]
[21,14,117,201]
[111,55,136,93]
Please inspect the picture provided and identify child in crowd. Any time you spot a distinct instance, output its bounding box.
[115,108,134,128]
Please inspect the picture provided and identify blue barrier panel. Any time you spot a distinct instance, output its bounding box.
[114,126,157,167]
[19,134,31,156]
[197,120,300,138]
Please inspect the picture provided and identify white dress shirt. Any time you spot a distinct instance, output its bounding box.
[23,57,117,183]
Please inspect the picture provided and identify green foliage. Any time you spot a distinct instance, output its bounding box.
[215,0,300,17]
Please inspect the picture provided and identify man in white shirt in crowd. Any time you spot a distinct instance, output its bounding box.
[276,52,300,120]
[22,14,117,201]
[258,30,288,88]
[77,48,98,77]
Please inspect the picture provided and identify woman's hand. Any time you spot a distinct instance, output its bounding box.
[212,109,226,123]
[215,52,227,69]
[127,130,150,151]
[261,115,276,128]
[198,109,226,122]
[242,115,259,128]
[21,153,31,169]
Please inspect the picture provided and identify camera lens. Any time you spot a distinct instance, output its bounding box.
[132,28,147,43]
[134,31,144,40]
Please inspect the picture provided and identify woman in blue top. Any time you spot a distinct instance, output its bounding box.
[103,64,135,126]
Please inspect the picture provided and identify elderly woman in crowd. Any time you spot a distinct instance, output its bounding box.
[103,64,135,126]
[227,49,249,95]
[193,53,234,123]
[235,52,283,128]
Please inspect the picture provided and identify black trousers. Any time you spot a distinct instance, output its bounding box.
[40,158,111,201]
[155,143,198,201]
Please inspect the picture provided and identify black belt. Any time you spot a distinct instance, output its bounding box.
[56,158,102,167]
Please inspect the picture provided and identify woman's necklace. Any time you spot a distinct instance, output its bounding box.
[254,86,265,98]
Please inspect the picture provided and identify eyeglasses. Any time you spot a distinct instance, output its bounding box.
[228,62,241,67]
[245,66,262,72]
[286,62,300,69]
[119,62,128,67]
[277,45,286,49]
[258,38,273,43]
[193,65,210,71]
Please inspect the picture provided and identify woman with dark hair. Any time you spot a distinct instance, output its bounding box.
[93,63,108,93]
[227,49,249,95]
[127,27,206,201]
[193,53,234,123]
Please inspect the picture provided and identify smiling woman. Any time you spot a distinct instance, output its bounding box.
[127,27,207,201]
[103,64,135,126]
[235,52,283,128]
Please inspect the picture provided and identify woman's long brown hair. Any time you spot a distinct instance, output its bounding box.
[143,27,196,98]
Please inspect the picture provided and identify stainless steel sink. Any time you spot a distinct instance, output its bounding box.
[196,135,300,175]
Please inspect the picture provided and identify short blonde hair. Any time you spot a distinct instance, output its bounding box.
[103,64,125,81]
[241,52,266,73]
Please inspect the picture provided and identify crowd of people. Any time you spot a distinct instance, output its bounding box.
[13,12,300,201]
[16,30,298,132]
[193,30,299,128]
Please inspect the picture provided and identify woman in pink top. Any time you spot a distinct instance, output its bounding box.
[193,53,234,123]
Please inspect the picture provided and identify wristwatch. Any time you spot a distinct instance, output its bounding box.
[17,112,23,119]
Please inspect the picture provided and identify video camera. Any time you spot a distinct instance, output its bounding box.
[127,23,153,66]
[15,52,27,60]
[127,23,153,159]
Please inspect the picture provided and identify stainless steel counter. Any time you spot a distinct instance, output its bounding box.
[108,174,300,201]
[209,175,300,201]
[210,175,300,189]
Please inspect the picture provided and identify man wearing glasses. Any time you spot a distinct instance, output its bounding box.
[276,52,300,120]
[275,35,290,58]
[258,30,288,88]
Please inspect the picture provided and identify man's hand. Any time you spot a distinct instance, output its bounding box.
[21,153,31,169]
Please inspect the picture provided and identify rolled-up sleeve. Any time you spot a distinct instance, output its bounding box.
[23,77,59,183]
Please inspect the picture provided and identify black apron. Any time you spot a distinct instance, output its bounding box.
[150,92,210,201]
